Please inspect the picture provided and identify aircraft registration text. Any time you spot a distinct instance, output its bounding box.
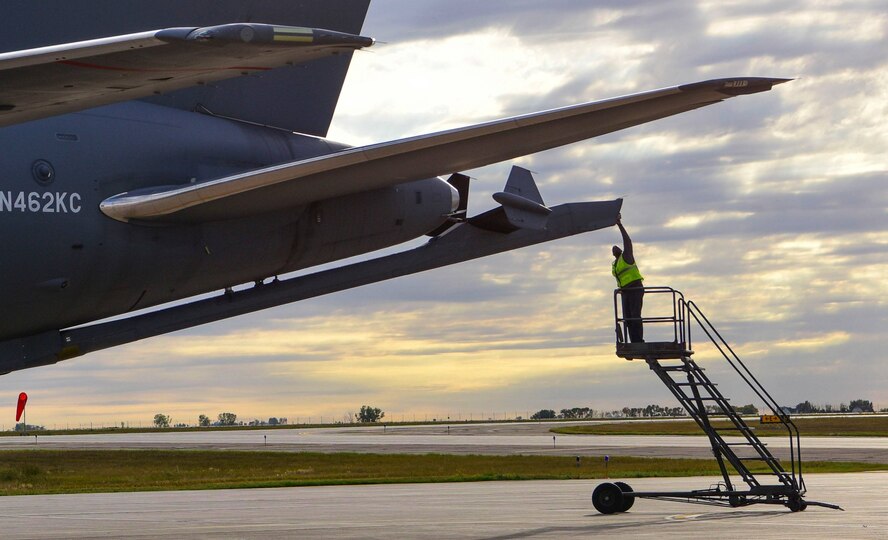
[0,191,82,214]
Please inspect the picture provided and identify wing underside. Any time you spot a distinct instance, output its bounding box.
[100,77,790,223]
[0,23,373,128]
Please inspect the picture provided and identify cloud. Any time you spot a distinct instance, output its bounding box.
[4,0,886,425]
[773,331,851,350]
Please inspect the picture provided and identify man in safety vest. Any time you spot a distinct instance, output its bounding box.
[612,214,644,342]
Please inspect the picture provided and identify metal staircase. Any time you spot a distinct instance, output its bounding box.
[591,287,840,514]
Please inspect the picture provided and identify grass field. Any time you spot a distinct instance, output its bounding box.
[0,450,885,496]
[551,416,888,437]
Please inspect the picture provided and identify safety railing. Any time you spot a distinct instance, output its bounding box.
[613,286,686,347]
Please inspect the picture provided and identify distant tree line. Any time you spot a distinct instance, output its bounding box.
[148,397,884,431]
[531,405,691,420]
[530,398,881,421]
[782,399,875,414]
[152,407,389,428]
[703,404,759,415]
[154,412,242,428]
[622,405,687,417]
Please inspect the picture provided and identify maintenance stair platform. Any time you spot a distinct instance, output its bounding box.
[591,287,841,514]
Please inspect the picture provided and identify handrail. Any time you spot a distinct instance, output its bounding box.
[683,300,805,494]
[613,286,686,345]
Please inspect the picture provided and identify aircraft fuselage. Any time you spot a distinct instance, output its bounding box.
[0,102,455,340]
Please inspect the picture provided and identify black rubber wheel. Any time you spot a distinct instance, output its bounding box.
[787,497,806,512]
[613,481,635,512]
[592,483,624,514]
[729,495,746,508]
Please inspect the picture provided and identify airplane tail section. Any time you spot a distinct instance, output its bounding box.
[0,0,371,136]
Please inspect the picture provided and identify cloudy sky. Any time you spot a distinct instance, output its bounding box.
[3,0,886,428]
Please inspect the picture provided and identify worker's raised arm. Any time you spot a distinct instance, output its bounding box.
[616,217,634,264]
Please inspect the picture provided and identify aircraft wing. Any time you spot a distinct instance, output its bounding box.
[0,23,373,128]
[101,77,790,223]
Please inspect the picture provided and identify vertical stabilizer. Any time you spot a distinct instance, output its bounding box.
[504,166,545,204]
[492,167,552,231]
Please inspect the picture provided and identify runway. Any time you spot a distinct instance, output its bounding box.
[0,473,883,539]
[3,421,887,463]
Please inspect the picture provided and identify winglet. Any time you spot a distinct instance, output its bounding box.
[679,77,793,96]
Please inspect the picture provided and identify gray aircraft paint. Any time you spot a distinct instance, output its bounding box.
[0,0,372,136]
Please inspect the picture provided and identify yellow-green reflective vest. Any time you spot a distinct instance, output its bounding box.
[612,255,644,287]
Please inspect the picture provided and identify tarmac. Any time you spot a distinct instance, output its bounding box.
[0,473,883,539]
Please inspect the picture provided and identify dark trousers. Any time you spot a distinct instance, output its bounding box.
[621,283,644,342]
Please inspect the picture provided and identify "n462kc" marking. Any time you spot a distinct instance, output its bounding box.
[0,191,82,214]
